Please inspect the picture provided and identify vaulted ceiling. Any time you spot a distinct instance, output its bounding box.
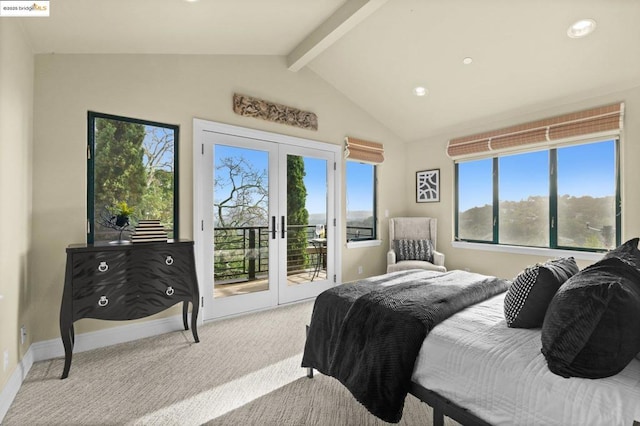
[18,0,640,141]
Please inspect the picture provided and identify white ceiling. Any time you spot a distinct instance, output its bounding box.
[18,0,640,142]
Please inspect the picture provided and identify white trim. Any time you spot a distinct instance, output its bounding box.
[451,240,603,261]
[0,346,33,423]
[346,239,382,249]
[35,314,187,362]
[193,118,343,320]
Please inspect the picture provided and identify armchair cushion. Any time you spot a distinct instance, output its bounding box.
[393,239,434,263]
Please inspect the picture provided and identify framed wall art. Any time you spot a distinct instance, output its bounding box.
[416,169,440,203]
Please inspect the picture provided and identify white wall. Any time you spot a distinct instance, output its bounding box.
[29,53,406,343]
[405,86,640,279]
[0,19,34,390]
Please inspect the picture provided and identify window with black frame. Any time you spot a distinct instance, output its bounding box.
[346,161,377,241]
[455,139,620,251]
[87,112,179,244]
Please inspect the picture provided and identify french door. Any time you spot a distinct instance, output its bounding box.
[194,120,340,320]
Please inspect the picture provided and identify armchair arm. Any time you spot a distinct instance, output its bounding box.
[433,250,445,267]
[387,250,397,266]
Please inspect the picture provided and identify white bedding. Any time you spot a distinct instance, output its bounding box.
[412,292,640,426]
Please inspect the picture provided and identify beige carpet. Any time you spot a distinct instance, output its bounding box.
[3,300,457,425]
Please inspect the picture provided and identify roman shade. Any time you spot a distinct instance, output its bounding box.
[447,103,624,159]
[344,137,384,164]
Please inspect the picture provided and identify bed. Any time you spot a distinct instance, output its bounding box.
[302,268,640,426]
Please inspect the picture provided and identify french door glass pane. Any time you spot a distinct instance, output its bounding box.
[287,155,327,286]
[213,145,269,298]
[557,140,616,249]
[457,159,493,241]
[499,151,549,247]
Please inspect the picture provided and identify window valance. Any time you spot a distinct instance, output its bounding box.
[344,137,384,164]
[447,103,624,159]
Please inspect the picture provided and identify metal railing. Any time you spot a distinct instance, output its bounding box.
[213,224,373,282]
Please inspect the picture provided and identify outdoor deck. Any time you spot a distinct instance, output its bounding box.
[214,270,327,298]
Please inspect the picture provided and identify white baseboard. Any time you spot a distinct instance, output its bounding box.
[0,313,186,423]
[31,313,187,362]
[0,345,34,423]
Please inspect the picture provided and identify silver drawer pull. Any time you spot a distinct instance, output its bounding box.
[165,256,174,266]
[166,286,175,296]
[98,261,109,272]
[97,296,109,307]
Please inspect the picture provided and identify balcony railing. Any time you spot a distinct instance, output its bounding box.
[213,224,373,283]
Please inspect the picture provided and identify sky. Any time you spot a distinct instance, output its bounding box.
[214,145,373,217]
[458,140,615,211]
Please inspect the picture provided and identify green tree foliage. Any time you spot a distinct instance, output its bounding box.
[500,196,548,246]
[287,155,309,272]
[459,195,615,249]
[94,119,146,226]
[94,118,176,240]
[137,127,175,232]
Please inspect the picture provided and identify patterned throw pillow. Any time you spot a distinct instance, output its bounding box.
[504,257,578,328]
[394,239,434,263]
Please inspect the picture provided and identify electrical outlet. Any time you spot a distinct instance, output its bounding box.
[20,325,27,345]
[358,266,363,274]
[3,349,8,372]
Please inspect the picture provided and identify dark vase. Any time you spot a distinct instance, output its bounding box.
[115,215,129,227]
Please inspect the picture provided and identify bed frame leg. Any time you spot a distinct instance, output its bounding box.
[305,325,314,378]
[433,406,444,426]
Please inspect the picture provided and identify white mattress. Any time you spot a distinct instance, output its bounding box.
[412,292,640,426]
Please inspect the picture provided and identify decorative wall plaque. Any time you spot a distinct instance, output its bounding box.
[233,93,318,131]
[416,169,440,203]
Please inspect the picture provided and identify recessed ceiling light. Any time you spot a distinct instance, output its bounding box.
[567,19,596,38]
[462,57,473,65]
[413,86,428,97]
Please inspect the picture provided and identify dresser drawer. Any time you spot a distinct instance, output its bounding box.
[130,246,194,279]
[137,280,192,313]
[72,284,134,321]
[71,251,131,288]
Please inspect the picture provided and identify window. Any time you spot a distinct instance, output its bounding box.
[499,151,549,247]
[455,139,619,251]
[457,158,493,241]
[346,161,376,241]
[88,112,179,244]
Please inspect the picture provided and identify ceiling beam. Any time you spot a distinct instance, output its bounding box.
[286,0,389,72]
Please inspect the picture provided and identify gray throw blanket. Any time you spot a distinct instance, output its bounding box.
[302,269,509,423]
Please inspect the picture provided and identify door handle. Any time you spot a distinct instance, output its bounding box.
[271,216,276,239]
[281,216,286,239]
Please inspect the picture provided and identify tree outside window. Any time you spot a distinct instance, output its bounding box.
[88,112,178,243]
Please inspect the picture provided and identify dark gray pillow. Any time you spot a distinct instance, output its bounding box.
[604,237,640,269]
[394,239,433,263]
[504,257,578,328]
[541,255,640,378]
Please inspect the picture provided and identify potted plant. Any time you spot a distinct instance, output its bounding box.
[114,201,134,227]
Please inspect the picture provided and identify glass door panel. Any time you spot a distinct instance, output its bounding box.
[278,148,335,304]
[213,145,270,298]
[285,155,328,286]
[199,124,338,319]
[202,132,278,319]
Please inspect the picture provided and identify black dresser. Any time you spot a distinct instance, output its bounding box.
[59,240,200,379]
